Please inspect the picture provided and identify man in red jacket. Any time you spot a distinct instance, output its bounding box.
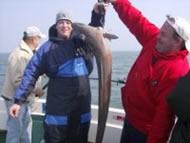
[105,0,190,143]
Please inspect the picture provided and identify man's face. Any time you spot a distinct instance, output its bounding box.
[155,22,181,55]
[56,19,73,40]
[33,36,41,49]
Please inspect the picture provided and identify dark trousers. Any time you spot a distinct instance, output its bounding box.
[44,121,90,143]
[120,119,147,143]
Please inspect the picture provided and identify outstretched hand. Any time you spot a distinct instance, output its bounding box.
[93,2,110,15]
[9,104,21,118]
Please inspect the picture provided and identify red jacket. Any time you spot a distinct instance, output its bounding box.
[113,0,189,142]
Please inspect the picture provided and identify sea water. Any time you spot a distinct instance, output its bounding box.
[0,51,139,109]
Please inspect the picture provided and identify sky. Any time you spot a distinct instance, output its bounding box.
[0,0,190,53]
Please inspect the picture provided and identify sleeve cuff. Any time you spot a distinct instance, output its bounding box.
[89,10,105,28]
[14,98,23,105]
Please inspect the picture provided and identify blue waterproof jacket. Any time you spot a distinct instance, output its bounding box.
[14,11,105,125]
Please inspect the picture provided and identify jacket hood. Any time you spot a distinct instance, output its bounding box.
[48,24,77,43]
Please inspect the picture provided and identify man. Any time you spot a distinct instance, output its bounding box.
[2,26,46,143]
[104,0,190,142]
[167,70,190,143]
[9,3,109,143]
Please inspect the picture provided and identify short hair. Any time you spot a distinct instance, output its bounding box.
[22,34,35,41]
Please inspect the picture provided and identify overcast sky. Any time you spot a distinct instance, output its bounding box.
[0,0,190,53]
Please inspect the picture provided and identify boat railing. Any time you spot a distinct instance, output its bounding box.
[0,72,126,142]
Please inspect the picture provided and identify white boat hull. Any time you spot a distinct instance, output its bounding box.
[0,97,125,143]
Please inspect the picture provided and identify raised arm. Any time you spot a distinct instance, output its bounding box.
[112,0,159,47]
[89,3,109,28]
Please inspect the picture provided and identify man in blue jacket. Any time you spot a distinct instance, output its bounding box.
[9,3,109,143]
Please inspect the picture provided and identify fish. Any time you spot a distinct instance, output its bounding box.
[72,23,118,143]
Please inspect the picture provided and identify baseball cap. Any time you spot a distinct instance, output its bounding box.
[24,26,46,38]
[56,10,72,23]
[166,15,190,51]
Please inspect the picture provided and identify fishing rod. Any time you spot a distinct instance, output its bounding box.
[0,73,125,89]
[42,77,125,90]
[90,77,126,85]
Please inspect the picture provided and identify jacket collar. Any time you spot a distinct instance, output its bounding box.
[49,31,77,43]
[153,47,189,60]
[19,40,34,56]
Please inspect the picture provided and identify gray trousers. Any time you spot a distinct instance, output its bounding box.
[4,99,32,143]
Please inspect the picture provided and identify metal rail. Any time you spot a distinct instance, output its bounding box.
[0,73,126,90]
[42,77,125,90]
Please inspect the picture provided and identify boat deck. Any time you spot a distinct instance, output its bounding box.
[0,97,125,143]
